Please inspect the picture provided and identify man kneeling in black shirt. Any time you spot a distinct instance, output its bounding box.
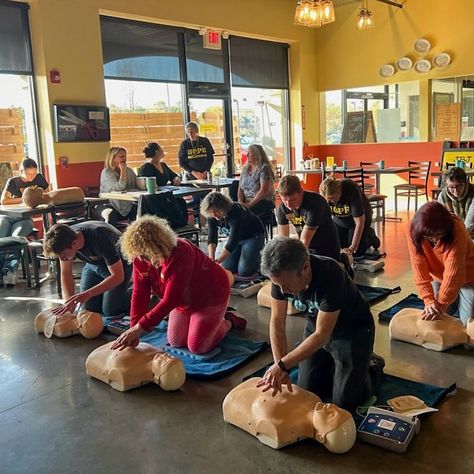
[43,221,132,318]
[257,237,384,412]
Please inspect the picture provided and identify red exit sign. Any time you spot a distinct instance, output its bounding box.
[203,30,222,50]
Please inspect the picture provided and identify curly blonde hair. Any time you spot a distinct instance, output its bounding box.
[120,215,177,265]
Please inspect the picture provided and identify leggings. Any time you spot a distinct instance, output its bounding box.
[167,298,230,354]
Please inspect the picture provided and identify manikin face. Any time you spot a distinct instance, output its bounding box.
[113,150,127,166]
[186,127,199,141]
[281,191,304,210]
[446,179,466,198]
[269,262,311,296]
[22,167,38,182]
[314,402,343,428]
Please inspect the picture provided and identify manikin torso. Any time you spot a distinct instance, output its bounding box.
[34,309,103,339]
[85,341,186,392]
[22,186,84,208]
[389,308,474,351]
[223,377,356,453]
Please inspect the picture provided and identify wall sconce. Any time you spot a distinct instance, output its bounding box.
[294,0,335,28]
[356,1,375,30]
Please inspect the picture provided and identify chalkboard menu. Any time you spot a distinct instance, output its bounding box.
[341,111,377,143]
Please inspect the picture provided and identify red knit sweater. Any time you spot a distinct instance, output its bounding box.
[130,238,230,331]
[407,216,474,307]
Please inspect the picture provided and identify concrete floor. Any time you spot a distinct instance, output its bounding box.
[1,214,473,474]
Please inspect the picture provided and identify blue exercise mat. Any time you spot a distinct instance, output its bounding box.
[378,293,460,322]
[356,284,401,305]
[141,320,269,381]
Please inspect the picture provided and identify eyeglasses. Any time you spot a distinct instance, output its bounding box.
[447,183,465,192]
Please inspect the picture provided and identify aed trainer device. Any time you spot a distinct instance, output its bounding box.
[357,407,420,453]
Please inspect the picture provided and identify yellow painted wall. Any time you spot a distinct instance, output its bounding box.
[19,0,321,179]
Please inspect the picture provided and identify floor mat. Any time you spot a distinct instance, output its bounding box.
[141,320,269,380]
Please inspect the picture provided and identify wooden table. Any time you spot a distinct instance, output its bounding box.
[0,204,56,230]
[100,185,210,202]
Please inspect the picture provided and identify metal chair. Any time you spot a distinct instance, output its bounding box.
[0,237,32,288]
[394,161,431,213]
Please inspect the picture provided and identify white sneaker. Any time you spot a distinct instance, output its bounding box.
[3,270,17,287]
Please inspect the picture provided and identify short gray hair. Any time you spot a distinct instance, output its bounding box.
[260,237,309,276]
[185,121,199,132]
[200,192,233,217]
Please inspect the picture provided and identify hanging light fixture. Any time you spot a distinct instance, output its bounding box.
[294,1,335,28]
[356,0,375,30]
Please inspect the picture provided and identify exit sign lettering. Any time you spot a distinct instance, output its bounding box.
[203,30,222,50]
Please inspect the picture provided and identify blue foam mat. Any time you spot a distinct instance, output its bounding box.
[140,320,269,380]
[378,293,459,322]
[356,284,401,305]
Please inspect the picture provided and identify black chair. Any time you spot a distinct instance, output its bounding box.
[0,237,32,288]
[52,201,89,226]
[394,161,431,213]
[260,211,277,242]
[28,240,61,295]
[344,167,386,226]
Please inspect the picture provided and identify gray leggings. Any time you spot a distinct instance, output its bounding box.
[431,280,474,326]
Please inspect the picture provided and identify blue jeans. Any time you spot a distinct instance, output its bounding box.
[431,280,474,326]
[0,216,34,273]
[221,233,265,276]
[80,261,132,318]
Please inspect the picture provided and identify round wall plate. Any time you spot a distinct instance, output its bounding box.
[433,52,451,68]
[396,57,413,71]
[379,64,395,78]
[414,38,431,54]
[414,59,432,73]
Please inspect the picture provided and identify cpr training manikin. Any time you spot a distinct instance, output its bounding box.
[389,308,474,351]
[222,377,356,453]
[85,341,186,392]
[34,308,103,339]
[22,186,85,208]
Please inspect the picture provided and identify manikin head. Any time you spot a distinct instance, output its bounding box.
[312,402,356,454]
[22,186,44,208]
[76,310,104,339]
[151,352,186,391]
[278,175,304,210]
[261,237,312,296]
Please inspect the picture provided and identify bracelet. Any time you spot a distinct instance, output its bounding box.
[278,359,289,373]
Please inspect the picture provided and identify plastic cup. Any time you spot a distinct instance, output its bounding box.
[146,177,157,194]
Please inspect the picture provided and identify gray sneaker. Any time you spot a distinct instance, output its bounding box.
[3,270,17,287]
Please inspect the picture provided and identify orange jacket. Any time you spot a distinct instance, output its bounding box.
[407,216,474,307]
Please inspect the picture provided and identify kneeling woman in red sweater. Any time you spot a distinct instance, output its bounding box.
[112,216,245,354]
[407,201,474,326]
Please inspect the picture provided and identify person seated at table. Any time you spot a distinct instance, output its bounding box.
[139,142,181,187]
[0,158,49,286]
[43,221,132,318]
[238,144,275,217]
[97,147,139,227]
[438,166,474,238]
[200,192,265,277]
[111,215,247,354]
[407,201,474,327]
[178,121,214,181]
[276,175,340,261]
[320,176,380,257]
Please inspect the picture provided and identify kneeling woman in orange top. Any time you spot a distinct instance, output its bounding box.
[407,201,474,326]
[111,216,246,354]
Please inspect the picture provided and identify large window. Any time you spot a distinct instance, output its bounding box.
[0,1,39,180]
[323,81,420,144]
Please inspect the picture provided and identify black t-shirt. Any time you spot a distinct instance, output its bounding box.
[271,254,373,338]
[6,174,49,198]
[207,203,265,253]
[276,191,340,260]
[71,221,123,266]
[138,162,179,187]
[329,179,372,229]
[178,136,215,175]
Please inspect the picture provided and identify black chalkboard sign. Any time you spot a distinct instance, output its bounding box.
[341,111,377,143]
[54,104,110,142]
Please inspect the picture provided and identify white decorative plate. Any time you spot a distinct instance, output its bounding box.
[433,52,451,68]
[379,64,395,78]
[396,57,413,71]
[414,59,432,73]
[414,38,431,54]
